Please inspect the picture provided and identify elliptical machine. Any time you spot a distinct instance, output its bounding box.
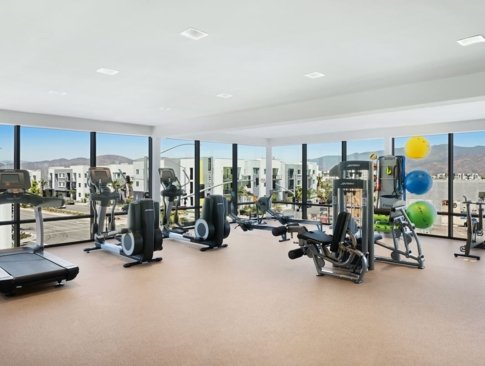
[159,168,230,251]
[84,167,163,267]
[454,195,484,260]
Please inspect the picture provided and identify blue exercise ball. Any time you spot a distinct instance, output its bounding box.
[405,170,433,195]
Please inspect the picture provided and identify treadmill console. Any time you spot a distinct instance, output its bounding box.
[0,169,30,191]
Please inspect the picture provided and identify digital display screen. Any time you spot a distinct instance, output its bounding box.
[92,169,110,183]
[0,173,22,189]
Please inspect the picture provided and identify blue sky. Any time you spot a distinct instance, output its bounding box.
[2,124,485,162]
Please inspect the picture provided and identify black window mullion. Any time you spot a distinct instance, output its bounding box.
[302,143,308,220]
[448,133,454,238]
[13,125,21,247]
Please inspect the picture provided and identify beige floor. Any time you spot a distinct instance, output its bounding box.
[1,228,485,366]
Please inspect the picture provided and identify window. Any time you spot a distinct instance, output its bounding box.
[307,141,341,223]
[272,145,302,217]
[453,131,485,239]
[97,132,149,205]
[160,138,195,225]
[347,138,385,160]
[18,127,90,245]
[237,145,266,218]
[200,142,232,199]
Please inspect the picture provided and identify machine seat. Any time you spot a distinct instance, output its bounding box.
[298,212,351,252]
[297,231,333,244]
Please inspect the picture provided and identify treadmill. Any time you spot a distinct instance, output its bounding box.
[0,169,79,295]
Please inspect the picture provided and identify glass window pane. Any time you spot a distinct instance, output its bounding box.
[200,142,232,199]
[19,127,91,244]
[96,133,149,228]
[347,138,384,160]
[237,145,266,218]
[272,145,302,217]
[160,138,195,227]
[453,131,485,239]
[307,142,341,223]
[395,134,448,236]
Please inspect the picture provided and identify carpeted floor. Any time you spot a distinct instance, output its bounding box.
[1,228,484,366]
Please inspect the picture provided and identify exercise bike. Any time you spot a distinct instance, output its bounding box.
[454,195,484,260]
[159,168,230,251]
[84,167,163,267]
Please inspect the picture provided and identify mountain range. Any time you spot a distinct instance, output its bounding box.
[311,144,485,176]
[14,155,133,178]
[3,144,485,177]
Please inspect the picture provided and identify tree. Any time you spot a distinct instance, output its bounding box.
[29,179,41,196]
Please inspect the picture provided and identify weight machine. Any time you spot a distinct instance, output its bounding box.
[272,161,372,283]
[334,160,376,270]
[374,155,424,269]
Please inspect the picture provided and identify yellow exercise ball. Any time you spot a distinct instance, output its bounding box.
[404,136,430,159]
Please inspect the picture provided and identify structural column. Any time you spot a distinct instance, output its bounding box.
[150,136,161,202]
[265,144,272,197]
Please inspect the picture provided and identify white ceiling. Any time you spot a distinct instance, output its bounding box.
[1,0,485,145]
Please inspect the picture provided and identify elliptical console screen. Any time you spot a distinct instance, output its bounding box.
[91,169,111,184]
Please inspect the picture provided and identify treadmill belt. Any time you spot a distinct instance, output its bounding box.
[0,253,66,281]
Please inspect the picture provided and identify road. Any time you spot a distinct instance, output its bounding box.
[19,206,128,245]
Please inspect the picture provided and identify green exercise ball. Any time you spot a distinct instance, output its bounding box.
[406,200,437,229]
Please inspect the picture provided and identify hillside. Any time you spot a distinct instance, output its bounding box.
[310,144,485,176]
[20,155,133,177]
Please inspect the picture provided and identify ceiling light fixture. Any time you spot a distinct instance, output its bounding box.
[304,72,325,79]
[96,67,120,75]
[216,93,233,99]
[180,28,208,40]
[457,35,485,46]
[159,107,172,112]
[48,90,67,96]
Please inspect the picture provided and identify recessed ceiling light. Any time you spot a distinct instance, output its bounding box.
[159,107,172,112]
[96,67,120,75]
[457,35,485,46]
[216,93,233,99]
[48,90,67,96]
[180,28,208,40]
[304,72,325,79]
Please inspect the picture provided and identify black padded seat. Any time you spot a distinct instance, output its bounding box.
[297,231,333,244]
[298,212,351,252]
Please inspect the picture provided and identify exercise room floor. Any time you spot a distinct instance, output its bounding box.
[1,228,485,366]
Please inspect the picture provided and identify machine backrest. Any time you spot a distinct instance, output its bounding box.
[330,212,351,252]
[0,169,31,192]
